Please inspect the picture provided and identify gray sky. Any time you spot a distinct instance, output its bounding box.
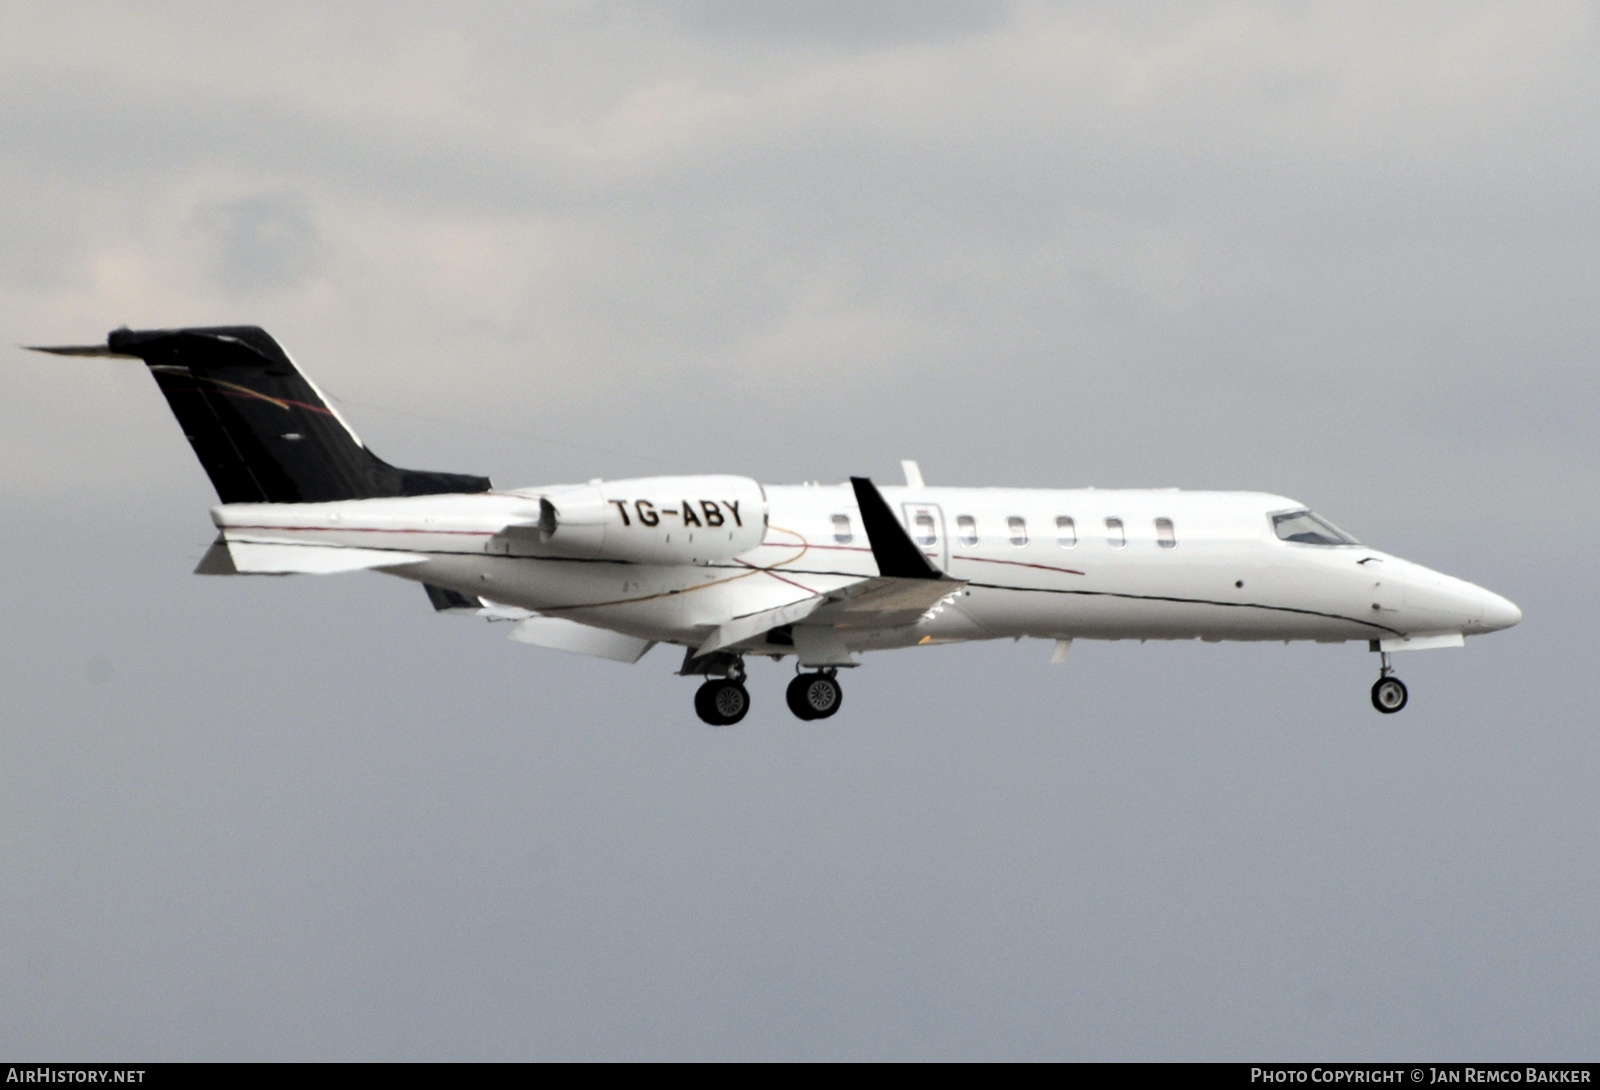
[1,1,1595,1059]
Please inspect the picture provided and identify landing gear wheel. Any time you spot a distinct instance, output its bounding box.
[695,678,750,726]
[786,672,842,720]
[1371,676,1408,714]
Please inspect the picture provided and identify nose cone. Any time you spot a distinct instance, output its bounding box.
[1392,558,1521,637]
[1479,589,1522,632]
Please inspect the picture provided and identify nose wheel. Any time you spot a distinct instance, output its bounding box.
[1370,651,1408,714]
[786,671,843,721]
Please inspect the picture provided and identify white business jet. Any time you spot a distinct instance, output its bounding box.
[32,327,1520,724]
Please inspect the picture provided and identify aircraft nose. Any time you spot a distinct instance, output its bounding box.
[1479,589,1522,632]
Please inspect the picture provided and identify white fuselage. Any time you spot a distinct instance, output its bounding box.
[210,480,1521,660]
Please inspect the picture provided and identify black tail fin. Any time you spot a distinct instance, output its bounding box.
[50,326,490,503]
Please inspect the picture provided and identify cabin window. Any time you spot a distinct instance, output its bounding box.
[1008,517,1028,546]
[913,511,937,546]
[1155,517,1176,548]
[1272,509,1359,546]
[832,514,853,544]
[957,515,978,546]
[1106,517,1126,548]
[1056,516,1077,547]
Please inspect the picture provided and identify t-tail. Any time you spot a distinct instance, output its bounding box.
[30,326,490,503]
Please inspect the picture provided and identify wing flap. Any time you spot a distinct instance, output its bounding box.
[696,595,828,655]
[791,626,855,667]
[809,575,966,628]
[509,617,656,663]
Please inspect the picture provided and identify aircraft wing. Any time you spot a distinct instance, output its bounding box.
[697,476,965,657]
[696,574,965,655]
[807,475,967,626]
[804,575,965,628]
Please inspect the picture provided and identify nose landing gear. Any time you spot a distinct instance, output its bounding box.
[1370,650,1408,714]
[786,670,843,721]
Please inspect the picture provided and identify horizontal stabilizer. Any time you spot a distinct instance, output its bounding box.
[197,534,423,577]
[226,540,428,574]
[194,537,242,575]
[508,617,656,663]
[27,344,140,358]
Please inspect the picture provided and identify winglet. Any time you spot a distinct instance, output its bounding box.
[849,476,942,580]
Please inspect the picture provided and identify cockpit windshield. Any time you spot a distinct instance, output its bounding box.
[1272,510,1360,546]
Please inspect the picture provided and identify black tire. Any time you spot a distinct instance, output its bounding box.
[1371,676,1408,714]
[785,674,817,720]
[693,680,720,724]
[785,674,815,720]
[786,673,842,720]
[695,678,750,725]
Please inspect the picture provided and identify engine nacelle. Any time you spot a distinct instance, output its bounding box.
[531,475,766,564]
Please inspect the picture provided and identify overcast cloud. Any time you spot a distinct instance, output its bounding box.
[1,1,1595,1059]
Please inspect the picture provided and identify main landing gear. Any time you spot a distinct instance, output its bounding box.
[786,670,843,721]
[694,676,751,726]
[1370,650,1408,714]
[683,652,846,725]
